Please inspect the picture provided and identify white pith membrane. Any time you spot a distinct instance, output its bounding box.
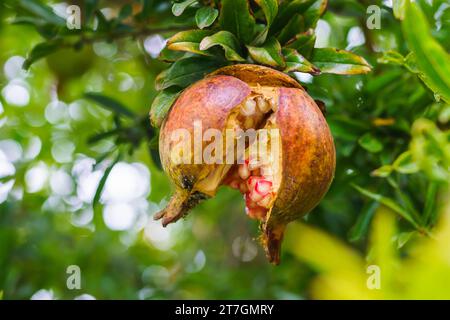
[194,85,282,222]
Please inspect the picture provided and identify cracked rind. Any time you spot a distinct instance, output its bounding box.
[262,87,336,264]
[210,64,304,90]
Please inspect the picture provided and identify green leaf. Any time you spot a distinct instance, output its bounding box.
[371,165,393,178]
[395,231,417,249]
[93,154,121,211]
[247,37,285,68]
[303,0,328,29]
[285,29,316,58]
[23,40,62,70]
[218,0,256,44]
[277,14,305,45]
[403,1,450,104]
[87,129,121,145]
[377,50,405,66]
[352,184,420,229]
[150,143,162,170]
[155,69,169,91]
[283,48,320,74]
[349,201,379,242]
[167,30,214,56]
[358,133,383,153]
[195,7,219,29]
[387,176,422,224]
[17,0,65,26]
[118,4,132,20]
[423,182,439,225]
[252,0,279,45]
[393,151,419,174]
[393,0,406,20]
[311,48,371,75]
[199,31,246,61]
[85,0,99,23]
[172,0,197,16]
[255,0,278,26]
[158,47,185,63]
[327,115,366,141]
[0,175,15,183]
[84,93,136,118]
[150,87,181,128]
[161,57,228,89]
[95,9,110,32]
[270,0,315,35]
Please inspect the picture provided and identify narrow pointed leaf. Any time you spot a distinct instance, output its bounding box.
[270,0,315,35]
[252,0,279,45]
[199,31,246,61]
[255,0,278,26]
[283,48,320,74]
[218,0,256,44]
[16,0,66,26]
[371,165,393,178]
[304,0,328,29]
[392,151,419,174]
[285,29,316,58]
[84,93,136,118]
[393,0,406,20]
[167,30,214,56]
[403,1,450,104]
[311,48,371,75]
[352,184,420,229]
[277,14,305,45]
[93,153,121,210]
[23,40,62,69]
[247,38,285,68]
[349,201,379,242]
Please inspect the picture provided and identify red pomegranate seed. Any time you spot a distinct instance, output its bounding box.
[247,176,260,189]
[249,189,264,202]
[255,179,272,196]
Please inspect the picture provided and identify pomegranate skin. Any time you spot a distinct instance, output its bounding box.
[263,87,336,264]
[154,64,336,264]
[156,75,251,226]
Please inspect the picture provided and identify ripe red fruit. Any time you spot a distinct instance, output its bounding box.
[154,64,335,264]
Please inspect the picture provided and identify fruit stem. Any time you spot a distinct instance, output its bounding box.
[263,224,286,265]
[154,190,207,227]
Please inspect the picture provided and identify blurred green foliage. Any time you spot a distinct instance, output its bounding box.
[0,0,449,300]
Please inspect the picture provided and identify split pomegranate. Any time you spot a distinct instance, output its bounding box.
[154,64,336,264]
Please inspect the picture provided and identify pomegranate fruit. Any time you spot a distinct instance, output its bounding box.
[154,64,336,264]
